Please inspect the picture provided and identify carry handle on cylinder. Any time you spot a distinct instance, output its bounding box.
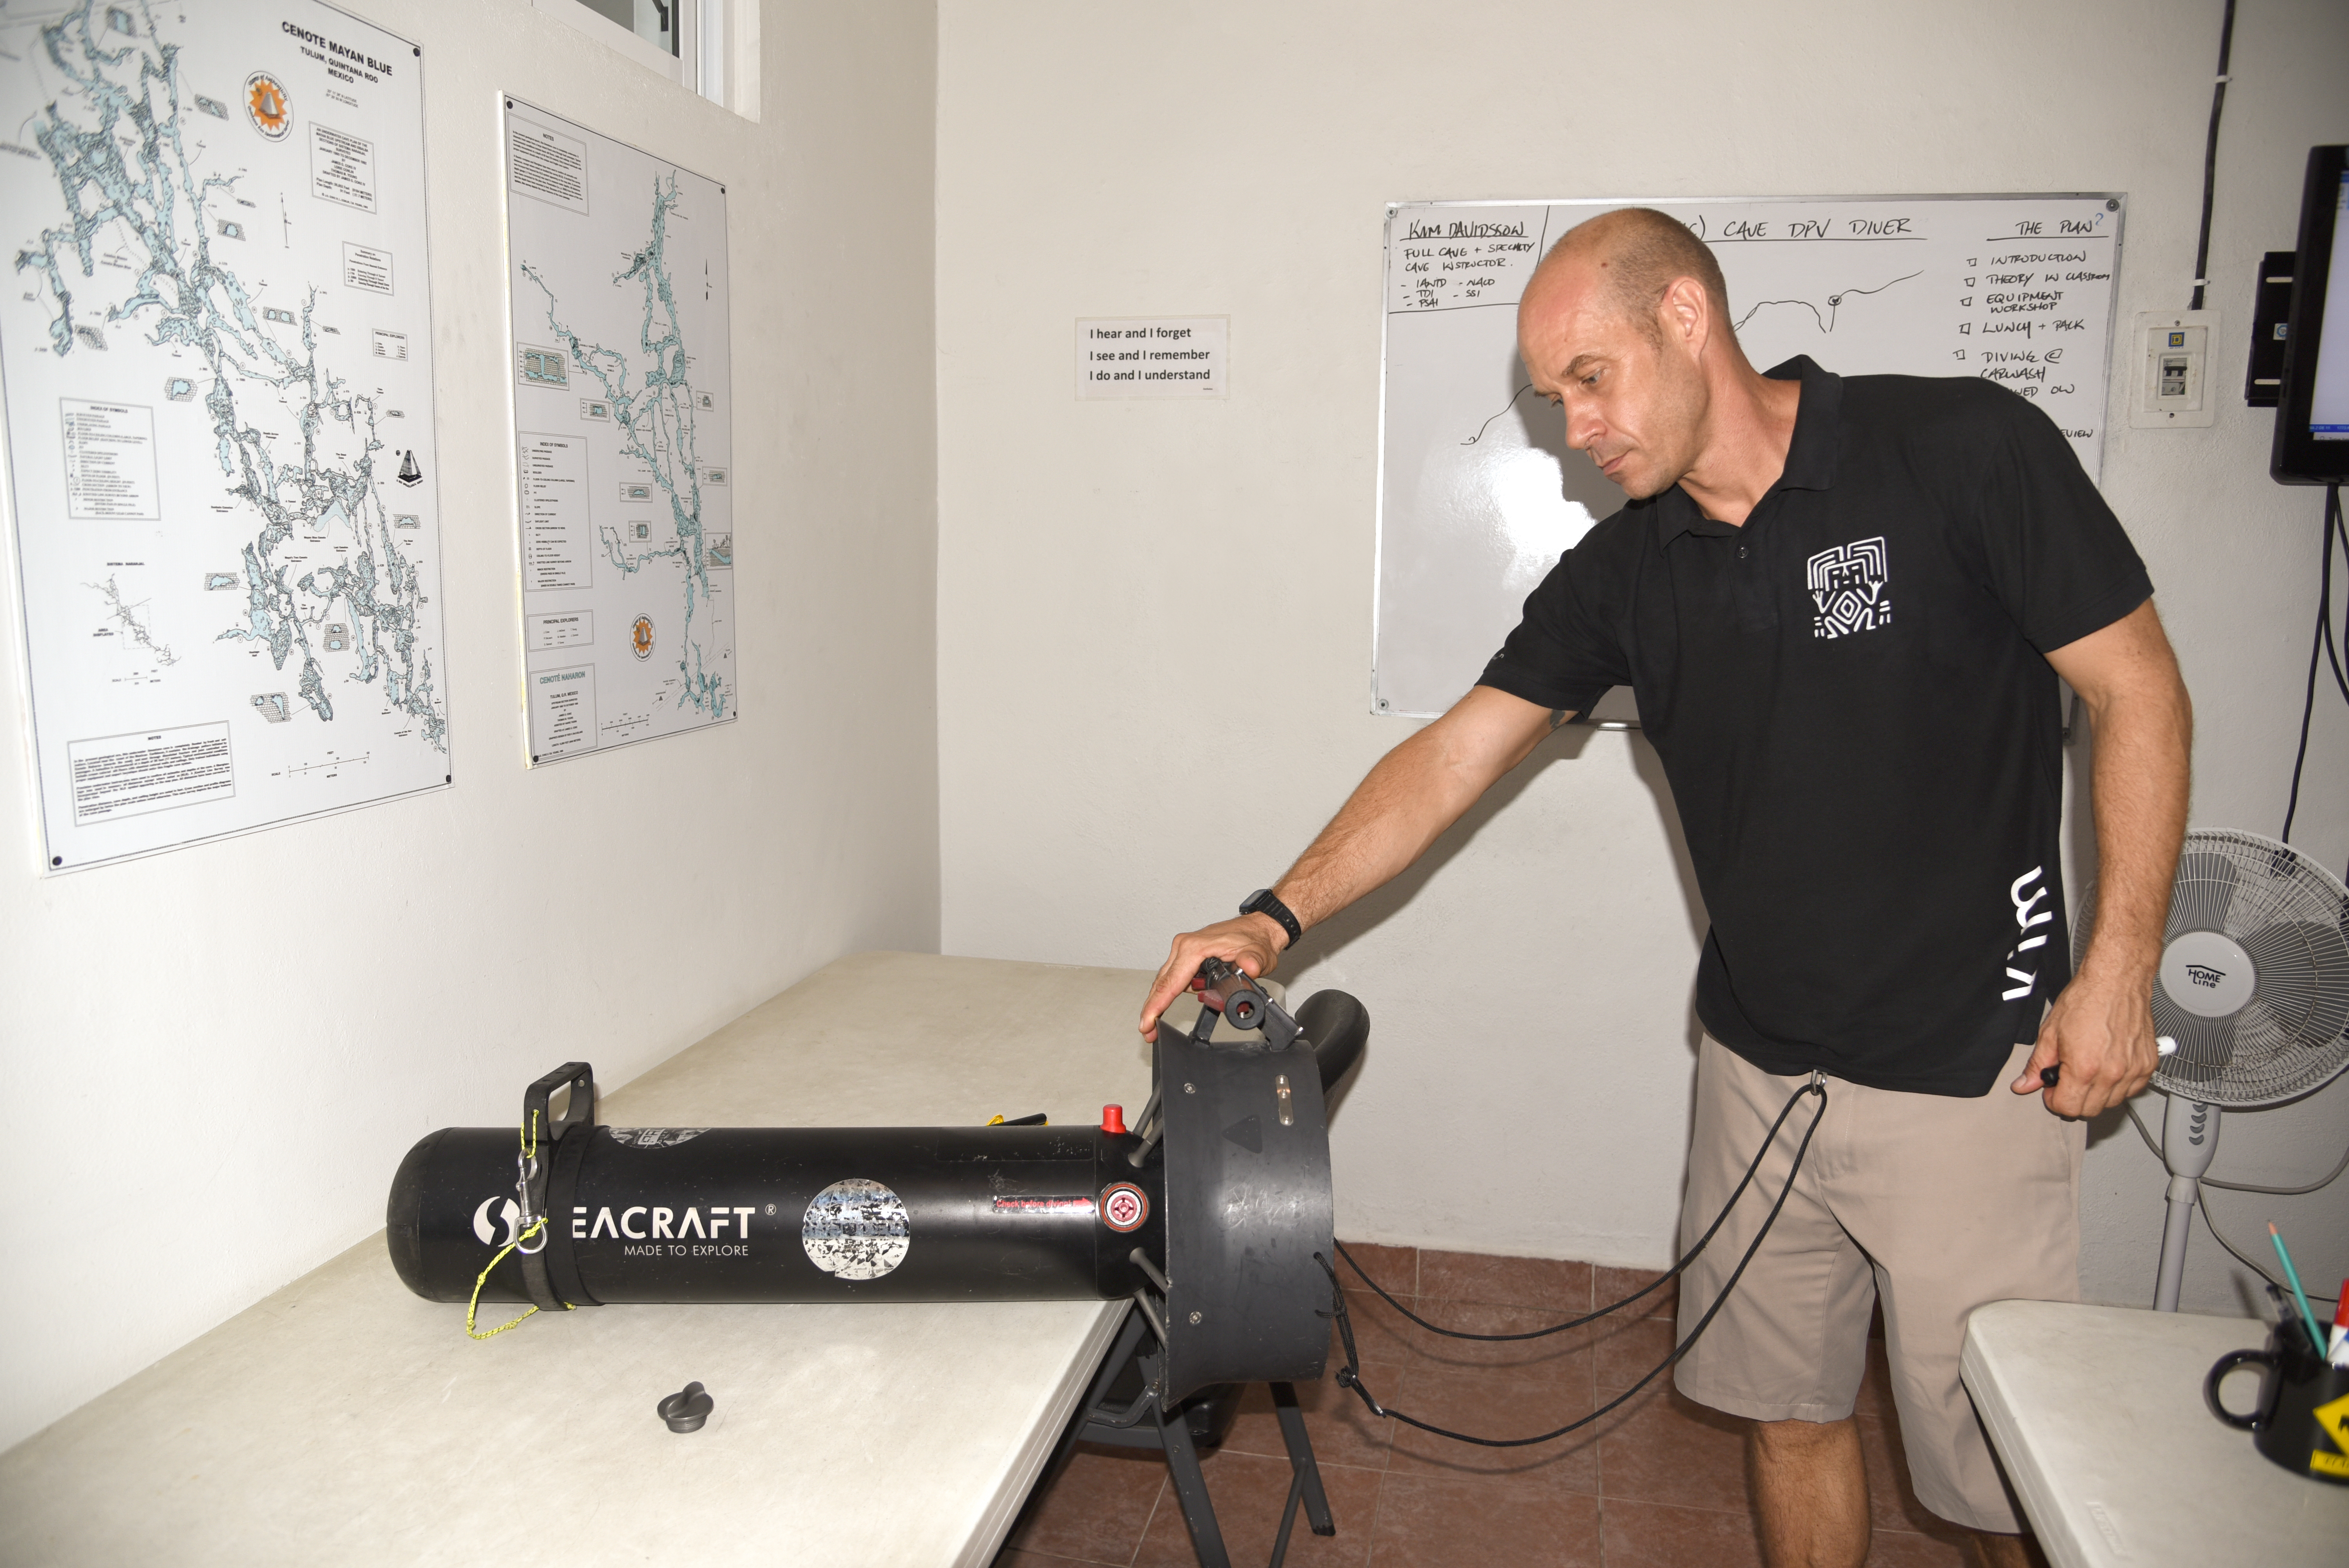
[525,1062,596,1146]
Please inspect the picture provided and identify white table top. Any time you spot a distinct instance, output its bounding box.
[1962,1299,2349,1568]
[0,951,1174,1568]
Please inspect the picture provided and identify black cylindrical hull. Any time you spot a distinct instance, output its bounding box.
[389,1121,1164,1306]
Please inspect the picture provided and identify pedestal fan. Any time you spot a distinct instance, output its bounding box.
[2072,829,2349,1310]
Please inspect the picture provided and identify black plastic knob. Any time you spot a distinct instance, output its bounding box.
[658,1381,715,1433]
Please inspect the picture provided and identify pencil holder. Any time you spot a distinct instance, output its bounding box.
[2205,1317,2349,1486]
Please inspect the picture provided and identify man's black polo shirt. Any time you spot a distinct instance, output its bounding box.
[1478,356,2152,1096]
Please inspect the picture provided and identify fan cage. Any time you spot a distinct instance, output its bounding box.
[2071,829,2349,1107]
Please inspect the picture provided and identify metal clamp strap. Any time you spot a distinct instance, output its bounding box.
[516,1062,594,1312]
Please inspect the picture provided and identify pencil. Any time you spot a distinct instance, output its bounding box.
[2268,1223,2327,1349]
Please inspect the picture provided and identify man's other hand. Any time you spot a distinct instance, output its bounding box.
[1140,914,1287,1043]
[2012,972,2160,1118]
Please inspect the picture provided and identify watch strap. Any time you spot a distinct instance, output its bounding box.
[1240,888,1303,950]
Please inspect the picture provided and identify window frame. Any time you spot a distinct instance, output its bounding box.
[530,0,734,111]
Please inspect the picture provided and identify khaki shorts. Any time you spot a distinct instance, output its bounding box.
[1671,1034,2083,1534]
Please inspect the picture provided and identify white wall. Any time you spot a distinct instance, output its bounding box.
[0,0,940,1450]
[936,0,2349,1313]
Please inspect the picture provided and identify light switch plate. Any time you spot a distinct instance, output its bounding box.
[2130,310,2217,428]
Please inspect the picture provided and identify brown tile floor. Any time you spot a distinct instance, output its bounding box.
[994,1245,1994,1568]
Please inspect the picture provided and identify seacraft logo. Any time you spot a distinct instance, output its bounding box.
[435,1201,767,1259]
[2184,963,2226,989]
[471,1195,546,1255]
[476,1199,751,1245]
[473,1196,522,1247]
[576,1203,754,1243]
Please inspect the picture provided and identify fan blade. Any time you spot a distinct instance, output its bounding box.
[2164,849,2240,939]
[2240,919,2349,1047]
[2142,831,2349,1107]
[2151,1010,2235,1088]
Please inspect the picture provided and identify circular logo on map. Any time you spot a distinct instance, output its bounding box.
[244,72,290,140]
[630,615,655,659]
[1099,1182,1150,1233]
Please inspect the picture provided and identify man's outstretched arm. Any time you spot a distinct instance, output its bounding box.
[2021,599,2192,1117]
[1140,685,1567,1040]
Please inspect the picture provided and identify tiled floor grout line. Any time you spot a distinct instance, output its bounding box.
[1587,1294,1602,1522]
[1358,1458,1390,1567]
[1018,1545,1129,1568]
[1125,1472,1166,1567]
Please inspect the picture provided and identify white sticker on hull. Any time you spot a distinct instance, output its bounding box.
[802,1178,911,1281]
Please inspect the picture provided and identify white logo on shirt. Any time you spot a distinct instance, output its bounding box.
[1807,536,1892,638]
[2001,865,2054,1000]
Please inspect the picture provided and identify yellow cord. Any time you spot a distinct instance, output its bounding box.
[465,1109,574,1340]
[464,1222,545,1339]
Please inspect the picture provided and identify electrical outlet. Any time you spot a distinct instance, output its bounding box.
[2130,310,2217,428]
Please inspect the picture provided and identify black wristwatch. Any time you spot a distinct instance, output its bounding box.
[1239,888,1303,951]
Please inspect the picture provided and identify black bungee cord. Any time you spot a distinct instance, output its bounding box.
[1319,1075,1828,1448]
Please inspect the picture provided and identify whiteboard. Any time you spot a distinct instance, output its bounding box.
[1373,194,2126,717]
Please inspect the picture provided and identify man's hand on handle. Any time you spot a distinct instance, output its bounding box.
[1141,913,1287,1043]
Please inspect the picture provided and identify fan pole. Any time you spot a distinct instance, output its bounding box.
[2153,1094,2221,1311]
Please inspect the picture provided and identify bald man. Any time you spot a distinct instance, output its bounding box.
[1143,208,2190,1568]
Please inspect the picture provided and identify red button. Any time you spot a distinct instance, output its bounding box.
[1101,1104,1128,1135]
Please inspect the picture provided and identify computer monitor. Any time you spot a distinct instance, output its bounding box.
[2272,144,2349,485]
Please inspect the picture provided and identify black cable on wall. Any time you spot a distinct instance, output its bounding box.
[2188,0,2238,311]
[2279,485,2349,868]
